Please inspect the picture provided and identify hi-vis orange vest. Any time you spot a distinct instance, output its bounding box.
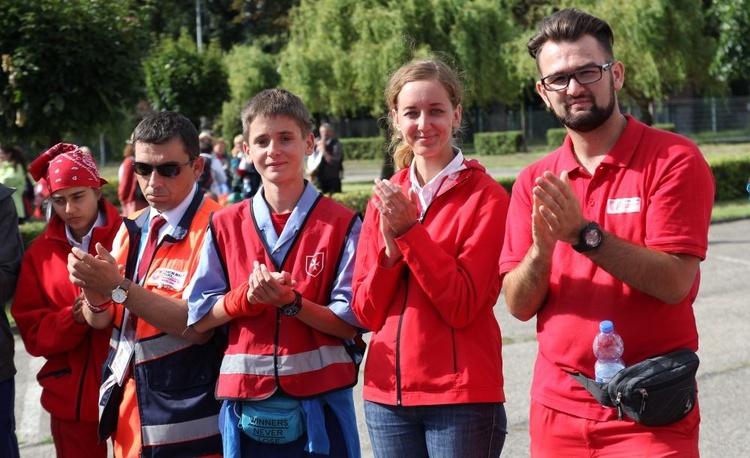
[99,189,224,457]
[211,195,359,400]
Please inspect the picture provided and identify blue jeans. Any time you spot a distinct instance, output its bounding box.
[364,401,507,458]
[0,377,20,458]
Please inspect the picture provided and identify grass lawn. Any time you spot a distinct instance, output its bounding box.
[712,199,750,221]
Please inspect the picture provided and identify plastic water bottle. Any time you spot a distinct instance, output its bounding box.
[593,320,625,383]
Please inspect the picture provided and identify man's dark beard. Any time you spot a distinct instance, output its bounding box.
[556,91,616,133]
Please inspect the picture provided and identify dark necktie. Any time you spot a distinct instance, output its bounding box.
[137,215,166,283]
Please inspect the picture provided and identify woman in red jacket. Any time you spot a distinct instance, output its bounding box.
[352,59,511,457]
[12,143,122,458]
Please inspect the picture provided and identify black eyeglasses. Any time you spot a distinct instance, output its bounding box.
[133,160,193,178]
[541,62,615,92]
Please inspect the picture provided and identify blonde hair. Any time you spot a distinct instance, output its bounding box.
[384,59,463,170]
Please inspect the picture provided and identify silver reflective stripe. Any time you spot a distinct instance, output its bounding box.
[135,333,193,363]
[220,345,352,377]
[141,414,219,446]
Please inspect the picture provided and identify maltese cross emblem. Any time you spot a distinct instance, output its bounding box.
[306,252,324,277]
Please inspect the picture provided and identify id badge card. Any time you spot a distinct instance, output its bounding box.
[110,309,136,386]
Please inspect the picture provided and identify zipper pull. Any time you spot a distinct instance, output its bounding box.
[615,392,623,420]
[638,388,648,414]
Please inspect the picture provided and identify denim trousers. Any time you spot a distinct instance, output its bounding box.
[0,377,20,458]
[364,401,507,458]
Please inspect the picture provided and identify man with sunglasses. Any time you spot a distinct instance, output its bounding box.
[68,111,224,457]
[499,9,713,457]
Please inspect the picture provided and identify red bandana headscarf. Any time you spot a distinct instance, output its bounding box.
[28,143,107,194]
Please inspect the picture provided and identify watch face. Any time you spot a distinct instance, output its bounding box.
[281,304,300,317]
[585,228,602,247]
[112,287,128,304]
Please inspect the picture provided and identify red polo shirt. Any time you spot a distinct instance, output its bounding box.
[499,115,714,420]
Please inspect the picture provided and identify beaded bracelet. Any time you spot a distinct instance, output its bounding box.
[84,297,113,314]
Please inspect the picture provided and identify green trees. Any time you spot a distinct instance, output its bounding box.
[143,30,231,128]
[710,0,750,84]
[584,0,720,125]
[218,43,281,139]
[278,0,520,118]
[0,0,148,145]
[1,0,745,148]
[276,0,732,127]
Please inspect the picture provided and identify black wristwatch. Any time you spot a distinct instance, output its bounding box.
[572,222,603,253]
[280,290,303,317]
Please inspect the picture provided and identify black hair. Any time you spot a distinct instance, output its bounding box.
[132,111,200,160]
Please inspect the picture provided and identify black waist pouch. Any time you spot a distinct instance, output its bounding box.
[569,348,699,427]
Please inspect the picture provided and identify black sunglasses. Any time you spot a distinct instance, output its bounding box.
[133,160,193,178]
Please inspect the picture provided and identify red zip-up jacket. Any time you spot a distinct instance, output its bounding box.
[12,199,121,422]
[352,159,510,406]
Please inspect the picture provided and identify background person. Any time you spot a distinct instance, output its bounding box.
[230,133,261,201]
[117,139,148,216]
[187,89,364,457]
[0,144,30,222]
[499,9,714,457]
[212,137,232,183]
[11,143,121,458]
[0,184,24,458]
[198,130,228,199]
[308,123,344,195]
[351,59,510,457]
[67,112,224,457]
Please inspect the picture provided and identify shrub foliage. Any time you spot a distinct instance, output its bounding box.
[474,131,524,155]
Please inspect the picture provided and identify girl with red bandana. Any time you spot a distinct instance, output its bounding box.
[12,143,122,457]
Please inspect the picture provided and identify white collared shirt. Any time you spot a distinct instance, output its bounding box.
[409,148,467,212]
[142,183,197,247]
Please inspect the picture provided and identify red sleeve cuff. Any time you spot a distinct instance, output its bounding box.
[223,282,265,318]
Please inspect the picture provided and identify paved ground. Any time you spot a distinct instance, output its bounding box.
[13,211,750,457]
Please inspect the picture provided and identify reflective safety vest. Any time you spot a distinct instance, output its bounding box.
[211,195,360,400]
[99,189,225,457]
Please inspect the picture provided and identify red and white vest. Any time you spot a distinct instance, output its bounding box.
[211,196,359,400]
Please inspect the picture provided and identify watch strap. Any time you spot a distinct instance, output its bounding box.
[119,278,133,292]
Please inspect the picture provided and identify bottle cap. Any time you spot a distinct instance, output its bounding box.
[599,320,614,332]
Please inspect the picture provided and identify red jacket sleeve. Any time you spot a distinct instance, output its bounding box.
[351,198,406,332]
[11,248,89,358]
